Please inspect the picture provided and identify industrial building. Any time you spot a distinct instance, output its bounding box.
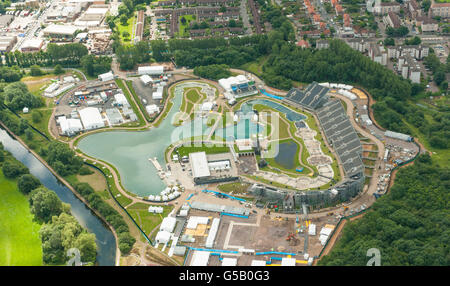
[0,36,17,54]
[20,39,44,52]
[43,24,81,40]
[152,86,164,100]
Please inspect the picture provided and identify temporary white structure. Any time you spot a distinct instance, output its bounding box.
[58,116,83,136]
[98,71,114,82]
[251,260,266,266]
[221,257,237,266]
[22,107,29,113]
[186,216,209,229]
[159,217,176,232]
[201,102,214,112]
[146,104,159,115]
[320,227,333,237]
[190,251,210,266]
[114,93,129,106]
[140,74,153,85]
[308,224,316,236]
[205,218,220,248]
[79,107,105,130]
[281,258,296,266]
[138,65,164,75]
[155,230,171,244]
[189,152,210,178]
[152,86,164,100]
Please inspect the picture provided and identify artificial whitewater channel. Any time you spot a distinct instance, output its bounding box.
[77,83,306,197]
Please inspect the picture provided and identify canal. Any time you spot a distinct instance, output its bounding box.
[0,128,116,266]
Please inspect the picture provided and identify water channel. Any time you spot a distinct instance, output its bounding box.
[0,128,116,266]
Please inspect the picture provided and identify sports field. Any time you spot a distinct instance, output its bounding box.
[0,171,43,266]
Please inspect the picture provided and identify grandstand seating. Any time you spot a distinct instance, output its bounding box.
[283,82,329,110]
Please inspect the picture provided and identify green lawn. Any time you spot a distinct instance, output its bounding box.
[127,203,174,242]
[0,171,43,266]
[175,143,230,157]
[178,15,195,37]
[116,13,136,44]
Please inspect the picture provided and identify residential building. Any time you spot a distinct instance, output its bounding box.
[373,1,401,15]
[416,16,439,32]
[387,45,429,60]
[368,43,387,66]
[346,38,369,53]
[429,2,450,18]
[316,39,329,50]
[384,11,401,28]
[398,54,421,83]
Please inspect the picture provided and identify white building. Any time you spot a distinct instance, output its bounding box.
[251,260,266,266]
[201,101,214,112]
[98,71,114,82]
[138,65,164,75]
[79,107,105,130]
[155,230,171,244]
[58,116,83,136]
[159,216,177,232]
[146,104,159,115]
[140,74,153,85]
[189,152,211,179]
[190,251,210,266]
[221,257,237,266]
[114,93,129,106]
[152,86,164,100]
[281,257,296,266]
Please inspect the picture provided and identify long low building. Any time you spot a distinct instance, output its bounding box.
[138,65,164,75]
[43,24,81,40]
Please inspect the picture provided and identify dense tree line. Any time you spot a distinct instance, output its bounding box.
[1,81,44,111]
[80,55,112,77]
[4,43,89,68]
[193,64,231,80]
[43,141,83,177]
[320,155,450,266]
[74,182,136,254]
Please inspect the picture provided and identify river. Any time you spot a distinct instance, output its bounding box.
[0,128,116,266]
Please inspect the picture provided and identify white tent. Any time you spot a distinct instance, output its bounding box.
[308,224,316,236]
[140,74,153,85]
[58,116,83,135]
[251,260,266,266]
[146,104,159,115]
[160,217,176,232]
[281,257,296,266]
[221,257,237,266]
[201,102,214,112]
[98,71,114,82]
[155,230,171,244]
[152,86,164,100]
[138,66,164,75]
[190,251,210,266]
[79,107,105,130]
[114,93,128,106]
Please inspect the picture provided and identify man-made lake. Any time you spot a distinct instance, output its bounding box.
[0,129,116,266]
